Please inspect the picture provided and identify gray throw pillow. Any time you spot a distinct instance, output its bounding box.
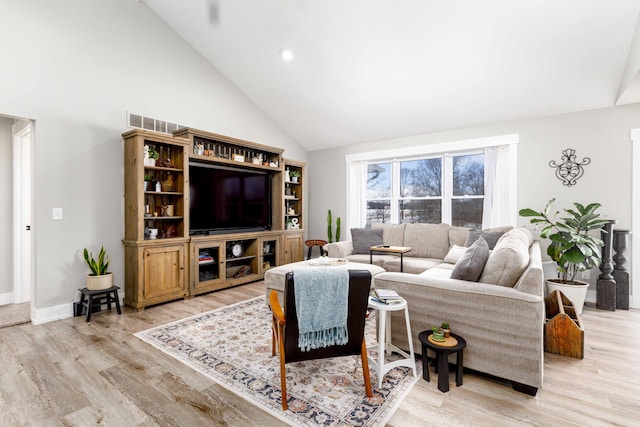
[351,228,383,254]
[465,229,507,250]
[451,237,490,281]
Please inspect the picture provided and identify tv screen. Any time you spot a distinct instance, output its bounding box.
[189,162,272,235]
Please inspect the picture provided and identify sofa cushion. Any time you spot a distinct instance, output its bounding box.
[383,257,442,274]
[444,245,467,264]
[449,226,471,248]
[465,226,511,249]
[351,228,383,254]
[372,222,406,246]
[404,223,451,258]
[479,229,530,287]
[450,237,490,281]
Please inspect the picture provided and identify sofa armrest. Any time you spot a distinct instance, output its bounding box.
[324,240,354,258]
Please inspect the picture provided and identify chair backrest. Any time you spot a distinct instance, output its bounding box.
[283,269,371,364]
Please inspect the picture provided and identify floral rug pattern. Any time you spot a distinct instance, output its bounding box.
[135,296,420,426]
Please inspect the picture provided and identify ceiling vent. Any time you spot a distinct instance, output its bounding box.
[127,112,184,135]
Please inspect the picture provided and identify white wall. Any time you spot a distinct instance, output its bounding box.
[0,0,307,321]
[309,104,640,293]
[0,117,13,297]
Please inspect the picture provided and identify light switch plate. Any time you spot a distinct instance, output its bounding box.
[52,207,63,220]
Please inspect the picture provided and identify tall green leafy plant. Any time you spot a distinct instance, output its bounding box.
[519,198,607,283]
[83,246,111,276]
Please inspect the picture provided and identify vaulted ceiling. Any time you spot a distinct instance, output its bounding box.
[143,0,640,151]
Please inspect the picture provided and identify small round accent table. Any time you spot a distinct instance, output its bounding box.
[419,330,467,393]
[367,297,417,388]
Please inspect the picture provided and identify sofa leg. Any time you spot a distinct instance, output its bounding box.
[511,381,538,396]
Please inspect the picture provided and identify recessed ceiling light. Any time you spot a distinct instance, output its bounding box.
[280,48,294,62]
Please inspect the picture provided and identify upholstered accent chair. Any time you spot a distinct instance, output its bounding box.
[269,270,373,410]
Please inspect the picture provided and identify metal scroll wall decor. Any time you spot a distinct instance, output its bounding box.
[548,148,591,186]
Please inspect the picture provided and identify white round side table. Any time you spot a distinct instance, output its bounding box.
[367,296,417,388]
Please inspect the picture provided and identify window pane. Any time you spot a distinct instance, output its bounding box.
[399,199,441,223]
[366,200,390,226]
[400,159,441,197]
[453,154,484,196]
[452,198,483,228]
[367,163,391,199]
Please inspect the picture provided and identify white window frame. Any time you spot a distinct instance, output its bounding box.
[345,134,519,230]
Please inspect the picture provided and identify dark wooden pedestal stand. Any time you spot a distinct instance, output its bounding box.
[613,229,630,310]
[596,220,616,311]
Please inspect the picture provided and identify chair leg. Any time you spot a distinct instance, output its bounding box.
[278,323,288,410]
[360,338,373,397]
[271,317,276,357]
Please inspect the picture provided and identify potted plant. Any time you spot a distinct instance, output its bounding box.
[289,170,301,183]
[143,145,159,166]
[83,246,113,290]
[519,198,608,314]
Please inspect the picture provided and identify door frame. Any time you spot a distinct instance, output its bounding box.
[13,121,34,305]
[631,128,639,308]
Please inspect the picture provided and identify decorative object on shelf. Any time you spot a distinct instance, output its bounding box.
[269,161,278,167]
[164,224,177,238]
[548,148,591,187]
[289,170,300,182]
[326,209,341,243]
[161,173,174,192]
[155,181,161,192]
[252,154,262,165]
[613,229,630,310]
[231,242,243,257]
[263,243,271,254]
[161,204,174,217]
[284,168,290,182]
[519,198,607,315]
[146,228,159,239]
[83,246,113,291]
[289,217,300,230]
[232,153,245,162]
[195,142,204,156]
[263,261,271,269]
[143,145,159,166]
[288,206,295,215]
[597,219,617,311]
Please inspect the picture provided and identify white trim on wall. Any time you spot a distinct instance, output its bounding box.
[630,128,639,309]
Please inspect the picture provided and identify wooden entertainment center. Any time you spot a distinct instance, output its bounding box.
[122,128,305,310]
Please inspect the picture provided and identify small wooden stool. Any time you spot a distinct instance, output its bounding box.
[305,239,328,259]
[79,285,121,322]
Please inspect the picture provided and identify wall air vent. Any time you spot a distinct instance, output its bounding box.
[127,112,185,135]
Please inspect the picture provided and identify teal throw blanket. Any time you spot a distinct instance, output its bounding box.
[293,267,350,352]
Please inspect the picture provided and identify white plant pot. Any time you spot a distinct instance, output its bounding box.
[545,278,589,315]
[86,273,113,291]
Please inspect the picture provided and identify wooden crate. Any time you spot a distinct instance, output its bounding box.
[544,290,584,359]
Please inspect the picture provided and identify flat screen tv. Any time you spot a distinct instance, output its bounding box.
[189,162,272,235]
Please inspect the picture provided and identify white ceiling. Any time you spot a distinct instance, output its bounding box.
[143,0,640,151]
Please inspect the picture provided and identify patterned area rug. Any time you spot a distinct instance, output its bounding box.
[135,296,420,426]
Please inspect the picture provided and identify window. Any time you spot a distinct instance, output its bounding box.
[346,134,518,231]
[366,153,484,228]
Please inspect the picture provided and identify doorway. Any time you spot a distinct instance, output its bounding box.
[13,121,33,306]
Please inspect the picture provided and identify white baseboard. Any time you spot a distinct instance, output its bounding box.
[31,303,73,325]
[0,292,15,305]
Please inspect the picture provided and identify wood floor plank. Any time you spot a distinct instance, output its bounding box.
[0,281,638,426]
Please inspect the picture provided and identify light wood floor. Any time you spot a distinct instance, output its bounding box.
[0,282,638,426]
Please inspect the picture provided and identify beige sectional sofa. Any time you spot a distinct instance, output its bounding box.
[324,223,544,395]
